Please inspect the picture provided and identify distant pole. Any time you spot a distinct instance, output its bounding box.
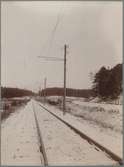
[44,77,47,104]
[63,44,67,115]
[39,86,41,97]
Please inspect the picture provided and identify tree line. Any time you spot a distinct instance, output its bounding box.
[92,63,122,99]
[40,87,92,98]
[1,64,122,100]
[1,87,34,98]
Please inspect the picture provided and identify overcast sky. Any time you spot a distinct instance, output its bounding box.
[1,1,122,92]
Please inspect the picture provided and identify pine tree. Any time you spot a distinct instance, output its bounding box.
[107,64,122,99]
[92,64,122,99]
[92,66,110,98]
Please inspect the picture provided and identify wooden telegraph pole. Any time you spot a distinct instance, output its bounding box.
[38,44,68,115]
[63,44,67,114]
[44,77,47,104]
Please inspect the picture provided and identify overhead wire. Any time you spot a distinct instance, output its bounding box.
[41,3,64,58]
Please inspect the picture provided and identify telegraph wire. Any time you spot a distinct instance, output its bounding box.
[41,3,64,59]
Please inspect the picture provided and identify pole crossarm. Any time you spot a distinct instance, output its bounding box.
[38,56,64,61]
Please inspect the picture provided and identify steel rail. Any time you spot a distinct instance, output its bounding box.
[32,102,48,166]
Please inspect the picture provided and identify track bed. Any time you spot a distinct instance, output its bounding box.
[33,100,119,166]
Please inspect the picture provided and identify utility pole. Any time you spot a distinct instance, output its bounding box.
[63,44,67,114]
[44,77,47,104]
[39,86,41,97]
[38,44,68,115]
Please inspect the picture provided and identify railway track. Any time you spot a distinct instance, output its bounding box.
[32,100,123,166]
[32,102,48,166]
